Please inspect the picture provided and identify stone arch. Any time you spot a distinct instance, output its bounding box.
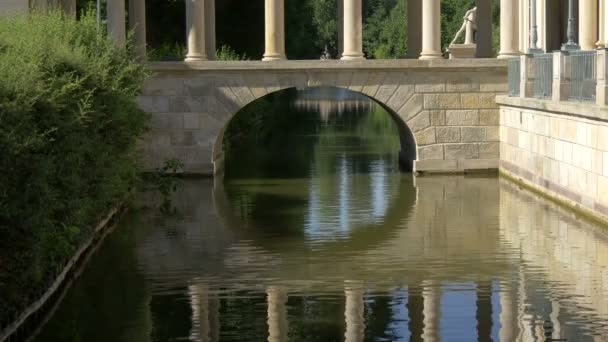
[211,74,425,174]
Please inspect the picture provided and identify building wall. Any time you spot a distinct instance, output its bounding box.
[497,96,608,222]
[0,0,28,16]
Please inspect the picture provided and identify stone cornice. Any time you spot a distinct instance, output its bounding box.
[147,59,508,72]
[496,95,608,123]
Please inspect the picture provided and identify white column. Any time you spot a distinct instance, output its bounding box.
[406,0,422,59]
[267,286,288,342]
[498,0,520,58]
[263,0,286,61]
[107,0,126,47]
[600,0,607,48]
[419,0,442,60]
[338,0,344,57]
[341,0,365,60]
[579,0,598,50]
[185,0,207,61]
[344,282,364,342]
[205,0,217,60]
[129,0,147,60]
[605,0,608,47]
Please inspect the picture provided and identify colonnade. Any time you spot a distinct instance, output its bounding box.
[104,0,608,62]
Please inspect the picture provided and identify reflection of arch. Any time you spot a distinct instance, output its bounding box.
[211,173,417,257]
[212,85,420,174]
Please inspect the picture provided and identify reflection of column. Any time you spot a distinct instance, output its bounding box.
[550,300,561,341]
[107,0,126,46]
[189,284,211,342]
[499,282,517,341]
[129,0,147,60]
[517,267,534,342]
[267,286,288,342]
[407,285,425,342]
[419,0,442,60]
[344,282,365,342]
[406,0,422,59]
[185,0,207,61]
[341,0,365,60]
[476,282,493,342]
[263,0,286,61]
[422,283,440,341]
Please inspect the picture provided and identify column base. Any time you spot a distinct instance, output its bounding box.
[262,54,286,61]
[561,42,580,51]
[184,54,208,62]
[497,52,521,59]
[341,54,365,61]
[419,52,443,60]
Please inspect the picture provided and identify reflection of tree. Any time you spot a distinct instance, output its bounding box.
[33,215,152,342]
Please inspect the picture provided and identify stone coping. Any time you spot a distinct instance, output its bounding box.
[496,95,608,123]
[147,59,508,72]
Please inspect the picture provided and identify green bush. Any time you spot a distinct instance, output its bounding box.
[216,44,249,61]
[0,10,148,325]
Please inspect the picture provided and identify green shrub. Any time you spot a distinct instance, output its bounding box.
[147,41,186,61]
[216,44,248,61]
[0,10,148,325]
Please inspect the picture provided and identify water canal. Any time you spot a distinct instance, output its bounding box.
[33,88,608,341]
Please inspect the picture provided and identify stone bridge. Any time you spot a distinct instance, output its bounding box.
[139,59,507,175]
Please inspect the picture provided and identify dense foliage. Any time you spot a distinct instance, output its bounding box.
[0,11,148,324]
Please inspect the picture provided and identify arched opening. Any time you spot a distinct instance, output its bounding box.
[215,86,418,250]
[218,86,417,177]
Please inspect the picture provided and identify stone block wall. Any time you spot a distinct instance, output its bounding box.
[497,96,608,221]
[140,60,507,175]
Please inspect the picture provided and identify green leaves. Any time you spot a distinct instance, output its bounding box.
[0,10,148,325]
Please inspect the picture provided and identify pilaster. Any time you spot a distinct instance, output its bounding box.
[520,54,535,98]
[552,51,570,102]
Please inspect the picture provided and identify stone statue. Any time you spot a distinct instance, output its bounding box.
[450,7,478,45]
[320,45,332,60]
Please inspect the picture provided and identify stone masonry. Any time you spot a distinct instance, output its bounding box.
[139,59,507,175]
[497,95,608,221]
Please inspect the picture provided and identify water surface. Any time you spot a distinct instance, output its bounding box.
[34,88,608,341]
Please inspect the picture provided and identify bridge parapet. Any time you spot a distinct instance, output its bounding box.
[139,59,507,175]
